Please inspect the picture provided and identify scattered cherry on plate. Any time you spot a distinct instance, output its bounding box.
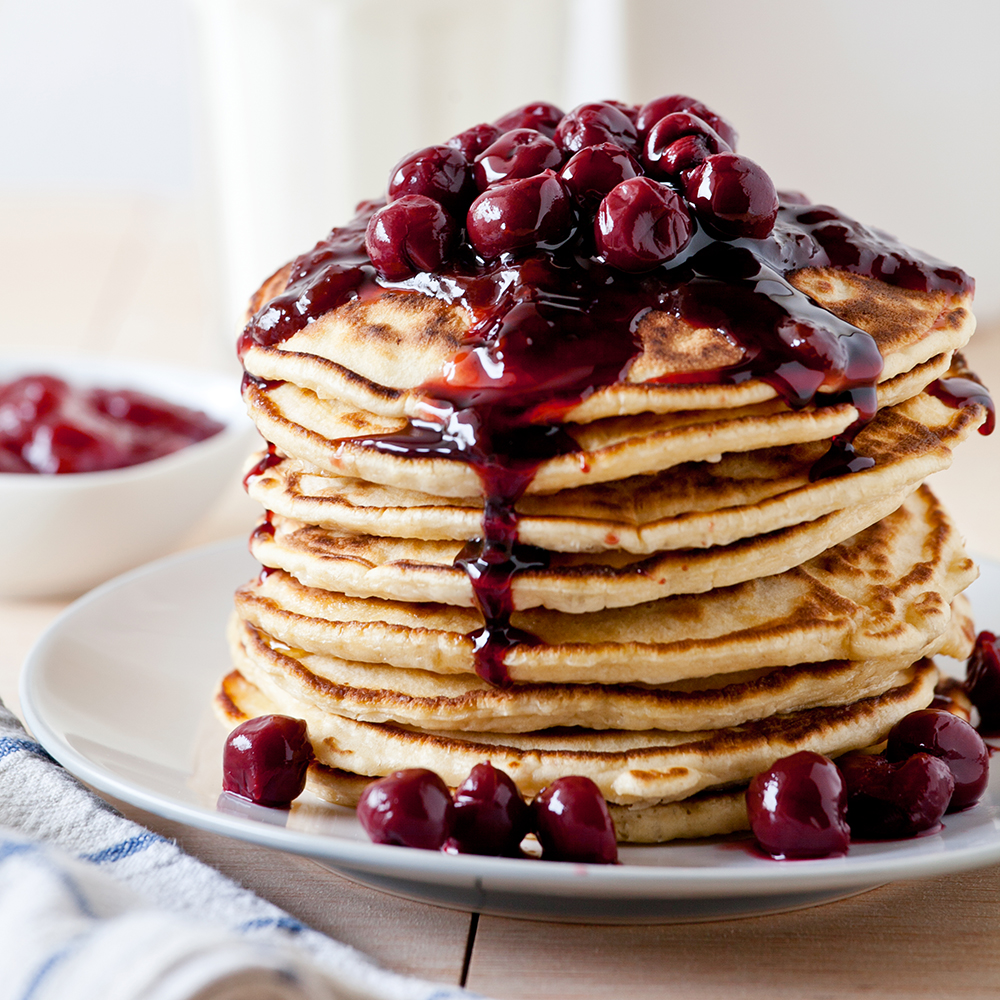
[885,709,989,812]
[964,631,1000,731]
[449,761,532,856]
[222,715,313,808]
[838,751,954,839]
[357,769,455,850]
[745,751,850,859]
[532,775,619,864]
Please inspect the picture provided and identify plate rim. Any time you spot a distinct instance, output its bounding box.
[19,538,1000,901]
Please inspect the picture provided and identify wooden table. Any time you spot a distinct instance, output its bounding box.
[2,192,1000,999]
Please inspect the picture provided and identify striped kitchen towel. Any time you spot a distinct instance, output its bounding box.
[0,699,482,1000]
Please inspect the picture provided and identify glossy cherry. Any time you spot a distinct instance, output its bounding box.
[222,715,313,808]
[838,751,954,839]
[634,94,738,148]
[357,769,455,850]
[601,99,640,123]
[0,375,222,474]
[447,122,503,159]
[450,762,532,856]
[746,751,850,859]
[595,176,693,272]
[474,128,563,189]
[365,195,457,279]
[965,631,1000,730]
[885,709,989,812]
[642,111,731,178]
[559,142,641,211]
[554,102,639,155]
[466,170,575,258]
[683,152,779,240]
[386,144,474,215]
[493,101,564,138]
[532,776,618,864]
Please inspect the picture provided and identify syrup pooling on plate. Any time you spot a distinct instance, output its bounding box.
[238,99,975,687]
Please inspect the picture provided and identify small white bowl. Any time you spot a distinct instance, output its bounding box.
[0,355,256,598]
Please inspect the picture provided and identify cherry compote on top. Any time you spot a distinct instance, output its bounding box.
[0,375,223,474]
[222,714,313,808]
[240,94,979,690]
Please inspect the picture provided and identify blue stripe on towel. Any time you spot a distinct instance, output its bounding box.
[237,915,306,935]
[0,736,54,762]
[80,832,167,864]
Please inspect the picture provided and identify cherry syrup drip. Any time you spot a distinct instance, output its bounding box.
[239,196,973,687]
[927,377,995,436]
[243,441,283,489]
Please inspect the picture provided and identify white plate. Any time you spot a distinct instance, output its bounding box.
[20,540,1000,923]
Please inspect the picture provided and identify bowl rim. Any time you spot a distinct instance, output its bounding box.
[0,354,253,486]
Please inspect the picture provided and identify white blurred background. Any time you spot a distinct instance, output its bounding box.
[1,0,997,333]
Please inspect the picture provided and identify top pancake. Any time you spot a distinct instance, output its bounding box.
[242,266,974,423]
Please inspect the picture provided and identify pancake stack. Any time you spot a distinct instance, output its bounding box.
[217,103,991,843]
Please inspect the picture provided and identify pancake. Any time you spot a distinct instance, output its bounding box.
[230,613,964,734]
[240,268,973,423]
[242,351,958,498]
[245,382,986,553]
[215,657,938,806]
[251,486,915,611]
[236,488,976,683]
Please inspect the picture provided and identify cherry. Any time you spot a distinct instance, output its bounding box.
[357,769,455,850]
[0,375,64,449]
[642,111,731,179]
[601,99,640,123]
[559,142,641,211]
[746,751,850,859]
[838,751,954,839]
[365,195,457,280]
[466,170,575,258]
[886,710,989,812]
[222,715,313,808]
[554,102,639,155]
[386,144,475,215]
[532,776,618,864]
[683,152,779,240]
[635,94,738,149]
[447,122,503,160]
[449,762,532,856]
[965,631,1000,730]
[493,101,564,139]
[594,176,693,272]
[474,128,563,189]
